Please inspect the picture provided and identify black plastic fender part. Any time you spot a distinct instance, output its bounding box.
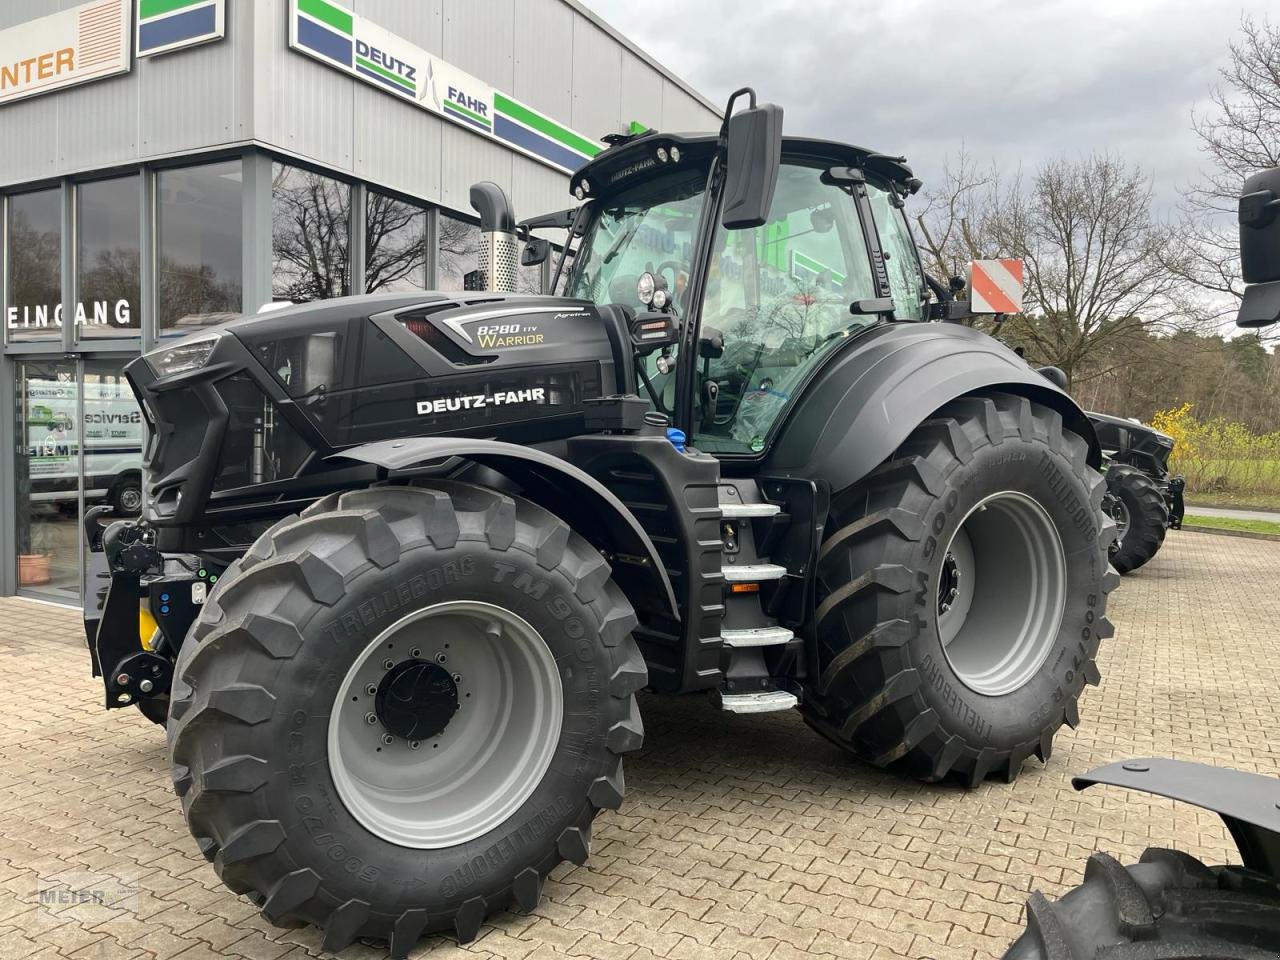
[762,323,1100,494]
[332,437,678,619]
[1075,758,1280,880]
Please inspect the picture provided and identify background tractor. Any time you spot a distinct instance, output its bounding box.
[1089,411,1184,573]
[1003,164,1280,959]
[84,90,1118,955]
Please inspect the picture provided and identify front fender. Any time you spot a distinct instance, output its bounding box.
[763,323,1099,494]
[332,437,678,620]
[1075,758,1280,880]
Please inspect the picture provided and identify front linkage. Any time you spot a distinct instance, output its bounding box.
[84,506,219,721]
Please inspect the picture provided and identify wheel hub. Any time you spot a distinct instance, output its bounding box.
[375,659,459,742]
[938,552,962,614]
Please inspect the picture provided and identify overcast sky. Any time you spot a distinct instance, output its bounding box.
[582,0,1274,214]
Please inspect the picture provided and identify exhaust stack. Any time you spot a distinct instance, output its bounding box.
[469,182,519,293]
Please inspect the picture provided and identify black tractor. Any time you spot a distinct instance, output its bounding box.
[1089,411,1185,574]
[85,91,1118,955]
[1003,165,1280,959]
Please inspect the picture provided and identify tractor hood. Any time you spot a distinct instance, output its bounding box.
[129,292,622,527]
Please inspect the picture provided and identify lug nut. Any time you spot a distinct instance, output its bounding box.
[381,734,394,746]
[365,683,377,696]
[365,712,378,725]
[410,648,422,658]
[435,652,448,665]
[409,740,421,750]
[452,673,462,684]
[116,673,130,686]
[139,679,154,693]
[382,658,394,670]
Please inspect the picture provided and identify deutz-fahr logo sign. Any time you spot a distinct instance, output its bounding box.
[288,0,602,174]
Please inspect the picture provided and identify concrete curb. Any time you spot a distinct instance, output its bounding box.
[1180,525,1280,543]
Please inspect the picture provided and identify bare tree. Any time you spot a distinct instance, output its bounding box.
[988,155,1192,386]
[914,149,999,282]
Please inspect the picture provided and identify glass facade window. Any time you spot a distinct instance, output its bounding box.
[6,189,62,341]
[436,212,482,291]
[157,160,244,333]
[15,360,78,596]
[272,163,351,303]
[78,175,142,338]
[365,190,427,293]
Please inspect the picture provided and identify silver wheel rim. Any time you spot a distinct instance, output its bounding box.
[1104,493,1130,543]
[119,486,142,512]
[937,491,1067,696]
[328,600,564,849]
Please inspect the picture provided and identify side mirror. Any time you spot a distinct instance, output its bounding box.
[521,238,550,266]
[720,89,783,230]
[1238,167,1280,328]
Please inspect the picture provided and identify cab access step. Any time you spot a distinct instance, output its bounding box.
[714,483,802,713]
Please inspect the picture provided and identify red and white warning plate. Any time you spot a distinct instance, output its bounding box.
[969,259,1024,314]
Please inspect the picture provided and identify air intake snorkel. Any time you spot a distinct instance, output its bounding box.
[469,181,519,293]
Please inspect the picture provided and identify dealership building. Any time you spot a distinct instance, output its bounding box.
[0,0,718,603]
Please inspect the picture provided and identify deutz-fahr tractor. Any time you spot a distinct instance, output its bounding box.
[85,91,1118,955]
[1002,165,1280,959]
[1090,411,1185,573]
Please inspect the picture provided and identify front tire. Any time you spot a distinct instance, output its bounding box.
[801,393,1119,786]
[1104,464,1168,574]
[167,483,646,955]
[1004,848,1280,958]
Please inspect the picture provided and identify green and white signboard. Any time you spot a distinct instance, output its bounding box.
[288,0,603,174]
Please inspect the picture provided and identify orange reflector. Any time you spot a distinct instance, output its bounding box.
[730,583,760,594]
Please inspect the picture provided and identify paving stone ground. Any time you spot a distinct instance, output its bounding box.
[0,528,1276,960]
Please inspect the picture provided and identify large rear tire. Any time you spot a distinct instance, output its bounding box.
[1104,463,1168,574]
[167,482,646,956]
[801,392,1119,786]
[1004,848,1280,958]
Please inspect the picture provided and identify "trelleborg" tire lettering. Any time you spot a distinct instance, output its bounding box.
[1038,452,1097,541]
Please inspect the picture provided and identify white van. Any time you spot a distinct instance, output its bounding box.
[24,377,144,515]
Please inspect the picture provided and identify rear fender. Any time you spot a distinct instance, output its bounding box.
[1075,758,1280,880]
[332,437,679,620]
[763,323,1100,494]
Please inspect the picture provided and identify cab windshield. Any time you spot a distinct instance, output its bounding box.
[566,165,707,312]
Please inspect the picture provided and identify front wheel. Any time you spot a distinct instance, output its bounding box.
[802,392,1119,786]
[167,483,646,956]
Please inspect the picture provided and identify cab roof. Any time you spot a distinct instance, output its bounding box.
[570,130,918,201]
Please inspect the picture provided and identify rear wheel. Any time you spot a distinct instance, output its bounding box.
[1104,464,1168,574]
[167,482,646,956]
[1004,848,1280,958]
[801,392,1119,785]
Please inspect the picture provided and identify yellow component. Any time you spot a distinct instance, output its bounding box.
[139,605,159,651]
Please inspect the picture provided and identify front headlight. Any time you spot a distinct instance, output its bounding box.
[145,334,221,377]
[636,272,656,305]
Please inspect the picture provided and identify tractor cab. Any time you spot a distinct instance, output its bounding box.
[537,108,931,458]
